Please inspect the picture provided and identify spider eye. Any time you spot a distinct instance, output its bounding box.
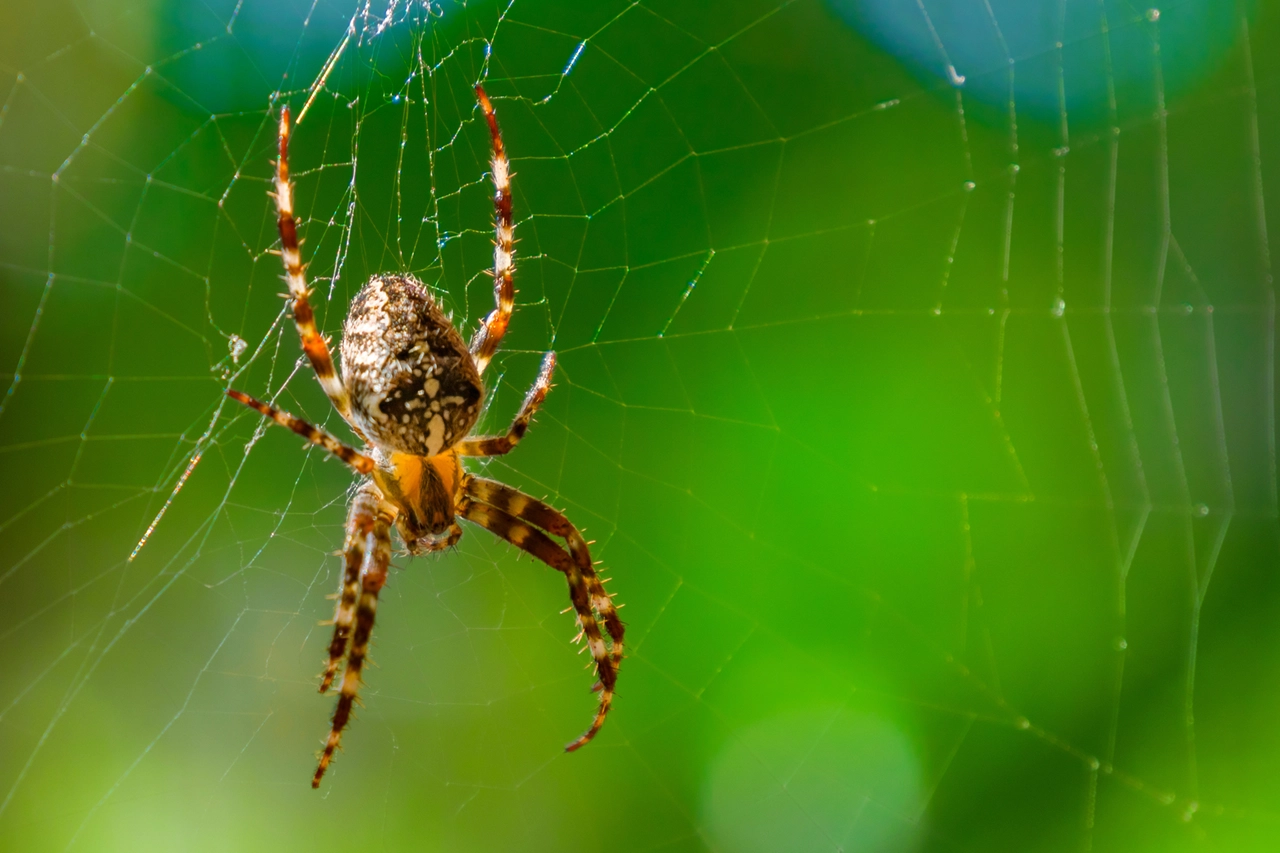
[396,348,412,361]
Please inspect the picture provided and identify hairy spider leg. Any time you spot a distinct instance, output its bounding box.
[225,390,374,474]
[314,497,395,788]
[455,351,556,457]
[469,84,515,376]
[274,106,360,428]
[465,477,624,678]
[459,478,623,751]
[321,482,382,693]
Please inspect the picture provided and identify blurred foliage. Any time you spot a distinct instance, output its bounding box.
[1,0,1279,850]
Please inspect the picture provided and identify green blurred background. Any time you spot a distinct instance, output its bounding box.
[2,0,1278,850]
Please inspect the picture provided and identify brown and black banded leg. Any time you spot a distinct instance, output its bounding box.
[459,478,623,751]
[456,351,555,457]
[469,84,515,376]
[274,106,359,428]
[226,389,374,474]
[320,482,382,693]
[314,499,395,788]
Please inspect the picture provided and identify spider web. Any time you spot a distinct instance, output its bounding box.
[2,0,1279,850]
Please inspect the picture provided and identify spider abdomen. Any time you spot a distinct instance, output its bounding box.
[340,274,482,457]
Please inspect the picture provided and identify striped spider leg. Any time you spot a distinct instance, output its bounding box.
[456,352,625,749]
[271,106,362,435]
[456,477,624,750]
[313,480,395,787]
[469,84,516,376]
[222,391,393,786]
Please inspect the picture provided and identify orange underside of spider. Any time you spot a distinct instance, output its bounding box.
[225,85,624,789]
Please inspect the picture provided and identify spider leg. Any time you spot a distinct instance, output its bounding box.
[274,106,360,429]
[320,482,382,693]
[314,497,395,788]
[469,84,515,376]
[455,351,555,457]
[226,390,374,474]
[458,477,623,751]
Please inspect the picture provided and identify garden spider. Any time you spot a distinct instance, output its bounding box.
[226,86,624,788]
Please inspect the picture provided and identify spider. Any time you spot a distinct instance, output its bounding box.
[226,85,624,788]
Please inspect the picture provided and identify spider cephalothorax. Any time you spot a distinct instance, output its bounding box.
[226,86,623,788]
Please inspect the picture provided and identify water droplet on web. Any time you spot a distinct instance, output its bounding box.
[228,334,247,363]
[837,0,1231,124]
[1115,637,1127,650]
[1194,502,1209,517]
[1016,716,1030,730]
[963,180,975,191]
[1051,297,1065,317]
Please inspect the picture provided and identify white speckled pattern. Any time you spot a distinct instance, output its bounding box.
[340,274,483,457]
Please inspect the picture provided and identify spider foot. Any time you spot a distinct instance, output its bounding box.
[564,690,613,753]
